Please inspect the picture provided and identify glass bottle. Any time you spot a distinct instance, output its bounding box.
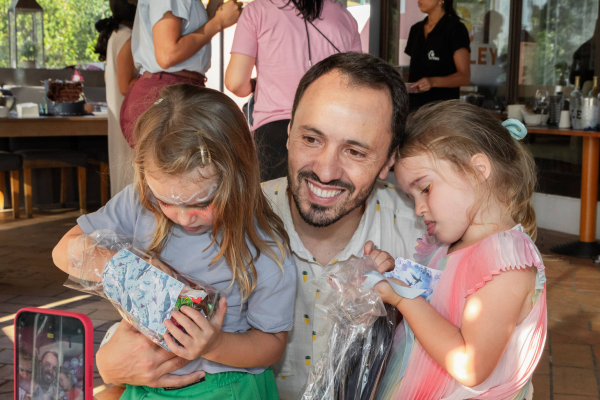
[571,76,584,129]
[590,77,599,97]
[583,78,599,130]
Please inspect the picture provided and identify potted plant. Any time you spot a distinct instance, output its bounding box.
[21,40,39,69]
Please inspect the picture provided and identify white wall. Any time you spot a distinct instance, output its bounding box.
[532,193,600,239]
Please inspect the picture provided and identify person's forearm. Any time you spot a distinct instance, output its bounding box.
[52,234,116,281]
[395,296,477,386]
[224,54,256,97]
[227,78,253,97]
[203,329,287,368]
[158,18,222,69]
[430,72,470,89]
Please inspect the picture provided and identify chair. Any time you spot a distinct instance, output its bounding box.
[9,137,88,218]
[0,138,21,219]
[77,136,109,206]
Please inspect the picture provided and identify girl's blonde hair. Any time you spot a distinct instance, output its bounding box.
[132,84,290,300]
[398,100,538,240]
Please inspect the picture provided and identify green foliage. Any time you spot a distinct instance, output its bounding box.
[0,0,110,68]
[21,39,38,60]
[524,0,598,86]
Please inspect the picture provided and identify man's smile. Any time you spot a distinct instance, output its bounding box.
[306,179,345,204]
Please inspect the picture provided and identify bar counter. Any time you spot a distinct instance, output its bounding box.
[0,115,108,137]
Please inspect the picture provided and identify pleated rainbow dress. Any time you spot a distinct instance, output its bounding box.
[376,225,547,400]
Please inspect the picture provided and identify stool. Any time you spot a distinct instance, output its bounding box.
[9,137,88,218]
[77,137,109,206]
[0,151,21,219]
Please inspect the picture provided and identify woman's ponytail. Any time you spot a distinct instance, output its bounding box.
[94,0,137,62]
[94,17,121,61]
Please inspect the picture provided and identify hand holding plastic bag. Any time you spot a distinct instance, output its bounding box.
[300,256,398,400]
[64,230,219,351]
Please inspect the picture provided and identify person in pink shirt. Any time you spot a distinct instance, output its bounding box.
[225,0,361,181]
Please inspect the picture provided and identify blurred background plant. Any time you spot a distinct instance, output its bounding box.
[0,0,110,68]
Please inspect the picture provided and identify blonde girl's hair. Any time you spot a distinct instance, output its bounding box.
[398,100,538,240]
[132,84,290,301]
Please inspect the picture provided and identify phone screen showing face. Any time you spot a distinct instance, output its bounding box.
[15,311,87,400]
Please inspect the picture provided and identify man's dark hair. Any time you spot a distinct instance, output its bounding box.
[290,52,409,155]
[41,351,59,364]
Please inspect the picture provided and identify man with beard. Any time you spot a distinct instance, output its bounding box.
[34,351,59,400]
[261,52,424,399]
[92,52,423,398]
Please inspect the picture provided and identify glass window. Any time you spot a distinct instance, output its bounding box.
[519,0,598,92]
[457,0,511,109]
[397,0,511,110]
[0,0,110,69]
[519,0,599,200]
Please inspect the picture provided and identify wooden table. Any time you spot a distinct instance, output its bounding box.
[528,126,600,259]
[0,115,108,137]
[0,114,108,219]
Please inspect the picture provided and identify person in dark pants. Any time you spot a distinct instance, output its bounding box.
[225,0,361,181]
[405,0,471,111]
[254,119,291,182]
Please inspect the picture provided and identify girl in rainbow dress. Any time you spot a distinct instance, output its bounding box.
[374,101,546,400]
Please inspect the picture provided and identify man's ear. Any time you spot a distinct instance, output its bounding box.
[378,152,397,180]
[471,153,492,181]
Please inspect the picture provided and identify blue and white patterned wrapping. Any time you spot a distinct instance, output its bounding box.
[103,249,184,348]
[384,257,443,302]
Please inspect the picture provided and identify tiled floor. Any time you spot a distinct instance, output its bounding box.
[0,211,121,400]
[0,212,600,399]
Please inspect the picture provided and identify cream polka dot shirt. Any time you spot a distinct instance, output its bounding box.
[262,177,425,400]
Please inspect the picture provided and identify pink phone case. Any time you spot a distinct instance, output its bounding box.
[14,307,94,400]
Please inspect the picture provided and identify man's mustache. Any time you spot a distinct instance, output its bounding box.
[297,170,355,194]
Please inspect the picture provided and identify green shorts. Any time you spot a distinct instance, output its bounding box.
[120,368,280,400]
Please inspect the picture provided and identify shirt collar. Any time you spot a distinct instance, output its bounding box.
[423,13,449,33]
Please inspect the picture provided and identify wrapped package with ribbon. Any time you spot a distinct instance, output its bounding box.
[299,256,399,400]
[64,230,219,350]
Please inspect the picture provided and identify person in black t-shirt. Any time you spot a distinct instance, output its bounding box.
[405,0,471,110]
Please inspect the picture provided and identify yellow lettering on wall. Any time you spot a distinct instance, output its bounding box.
[478,48,487,65]
[489,47,497,65]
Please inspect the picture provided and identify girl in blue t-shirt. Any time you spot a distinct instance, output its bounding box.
[53,84,296,400]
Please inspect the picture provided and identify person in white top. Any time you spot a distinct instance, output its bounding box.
[94,0,138,197]
[262,52,424,399]
[120,0,242,146]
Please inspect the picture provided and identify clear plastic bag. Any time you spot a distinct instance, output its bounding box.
[64,230,220,351]
[300,256,398,400]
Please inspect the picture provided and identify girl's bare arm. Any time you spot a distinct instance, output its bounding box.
[52,225,116,281]
[378,267,535,387]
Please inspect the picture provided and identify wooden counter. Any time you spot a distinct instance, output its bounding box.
[529,126,600,259]
[0,115,108,137]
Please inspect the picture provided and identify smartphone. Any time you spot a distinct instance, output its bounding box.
[14,308,94,400]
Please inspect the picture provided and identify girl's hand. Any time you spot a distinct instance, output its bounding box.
[416,77,434,91]
[96,320,204,387]
[363,240,395,273]
[374,278,406,308]
[164,297,228,361]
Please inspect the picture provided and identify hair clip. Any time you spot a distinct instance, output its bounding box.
[197,134,212,165]
[502,118,527,141]
[154,98,163,105]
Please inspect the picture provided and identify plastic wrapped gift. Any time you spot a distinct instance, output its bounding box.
[299,256,398,400]
[65,230,219,351]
